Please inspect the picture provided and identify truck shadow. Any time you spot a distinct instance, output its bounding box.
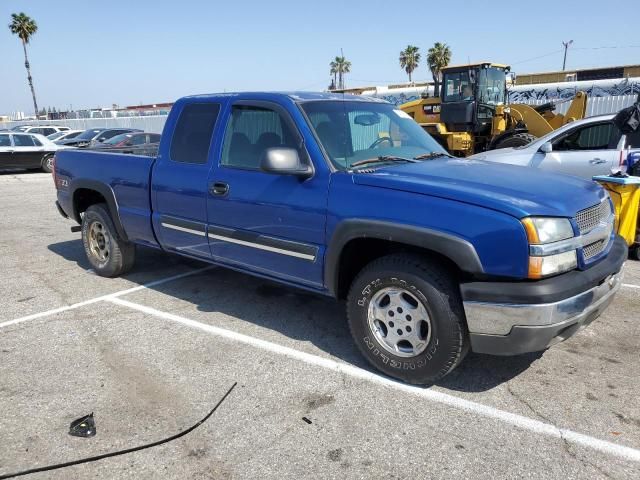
[48,241,542,393]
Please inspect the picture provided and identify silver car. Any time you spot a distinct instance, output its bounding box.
[472,114,640,179]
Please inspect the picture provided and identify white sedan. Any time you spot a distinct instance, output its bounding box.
[471,114,640,179]
[0,132,73,173]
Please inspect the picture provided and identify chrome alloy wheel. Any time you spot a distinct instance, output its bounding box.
[367,287,432,357]
[88,221,111,264]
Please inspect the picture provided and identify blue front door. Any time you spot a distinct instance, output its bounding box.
[206,100,329,288]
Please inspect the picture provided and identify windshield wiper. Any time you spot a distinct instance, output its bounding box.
[350,155,419,168]
[413,152,453,160]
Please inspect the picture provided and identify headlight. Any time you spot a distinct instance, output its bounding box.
[528,250,577,279]
[521,217,573,244]
[521,217,577,278]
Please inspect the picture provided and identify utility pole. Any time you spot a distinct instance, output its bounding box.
[562,40,573,71]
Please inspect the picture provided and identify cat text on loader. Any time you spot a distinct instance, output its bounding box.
[400,62,588,157]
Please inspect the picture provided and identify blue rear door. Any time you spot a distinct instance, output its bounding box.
[206,98,330,288]
[151,100,223,258]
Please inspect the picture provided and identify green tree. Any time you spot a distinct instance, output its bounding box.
[9,12,39,117]
[399,45,421,83]
[427,42,452,96]
[329,56,351,90]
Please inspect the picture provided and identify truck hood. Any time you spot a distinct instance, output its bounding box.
[352,158,605,218]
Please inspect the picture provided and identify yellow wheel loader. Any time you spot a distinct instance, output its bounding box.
[400,62,588,157]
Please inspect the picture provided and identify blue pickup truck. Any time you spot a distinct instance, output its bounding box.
[53,92,626,384]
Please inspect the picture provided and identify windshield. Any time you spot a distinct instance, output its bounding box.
[47,131,66,140]
[104,133,132,145]
[477,67,506,105]
[76,129,104,140]
[301,101,446,170]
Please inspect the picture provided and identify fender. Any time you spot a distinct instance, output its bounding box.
[324,219,484,297]
[69,179,129,242]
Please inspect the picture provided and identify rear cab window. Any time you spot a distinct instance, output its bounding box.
[170,103,221,164]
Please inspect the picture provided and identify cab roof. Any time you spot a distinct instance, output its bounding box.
[443,62,510,71]
[182,91,389,104]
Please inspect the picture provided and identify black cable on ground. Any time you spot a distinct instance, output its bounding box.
[0,382,237,479]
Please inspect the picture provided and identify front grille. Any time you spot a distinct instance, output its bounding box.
[583,239,607,260]
[575,201,611,235]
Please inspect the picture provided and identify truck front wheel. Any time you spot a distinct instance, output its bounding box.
[82,203,135,277]
[347,254,468,384]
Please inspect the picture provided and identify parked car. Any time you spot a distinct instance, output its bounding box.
[56,128,142,148]
[11,125,71,136]
[0,132,72,172]
[54,92,625,385]
[90,132,161,156]
[471,114,640,179]
[47,130,84,142]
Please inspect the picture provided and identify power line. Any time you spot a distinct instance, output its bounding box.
[511,49,563,65]
[573,45,640,50]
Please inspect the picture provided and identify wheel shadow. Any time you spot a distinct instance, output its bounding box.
[48,239,542,393]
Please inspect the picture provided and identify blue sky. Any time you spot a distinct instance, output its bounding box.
[2,0,639,114]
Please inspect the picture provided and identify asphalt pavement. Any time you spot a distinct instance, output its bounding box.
[1,171,639,479]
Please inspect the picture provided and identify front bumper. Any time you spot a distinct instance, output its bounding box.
[462,235,627,355]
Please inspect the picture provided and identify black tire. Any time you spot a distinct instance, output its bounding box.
[347,254,469,385]
[493,132,537,150]
[630,246,640,261]
[41,154,54,173]
[82,203,135,277]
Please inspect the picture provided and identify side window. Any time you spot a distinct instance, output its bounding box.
[13,135,36,147]
[0,135,11,147]
[554,123,614,151]
[170,103,220,164]
[149,133,161,143]
[221,104,298,169]
[43,128,56,136]
[30,135,43,146]
[131,135,146,146]
[626,130,640,149]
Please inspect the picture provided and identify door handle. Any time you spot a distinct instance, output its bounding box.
[589,158,607,165]
[210,182,229,196]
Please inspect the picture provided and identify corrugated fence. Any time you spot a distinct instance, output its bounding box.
[517,94,638,117]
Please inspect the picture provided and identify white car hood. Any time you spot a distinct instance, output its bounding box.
[470,147,535,167]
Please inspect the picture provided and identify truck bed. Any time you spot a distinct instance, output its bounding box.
[55,149,158,247]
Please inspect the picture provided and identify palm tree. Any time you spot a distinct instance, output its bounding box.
[427,42,452,97]
[329,56,351,90]
[329,60,338,90]
[9,12,39,117]
[399,45,421,83]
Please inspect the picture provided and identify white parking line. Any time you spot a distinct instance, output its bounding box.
[622,283,640,289]
[109,296,640,464]
[0,266,214,329]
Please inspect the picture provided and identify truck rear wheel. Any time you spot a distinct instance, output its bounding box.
[347,254,469,384]
[82,203,135,277]
[493,132,537,149]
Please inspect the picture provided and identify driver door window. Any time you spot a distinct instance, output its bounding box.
[553,123,617,151]
[221,105,299,170]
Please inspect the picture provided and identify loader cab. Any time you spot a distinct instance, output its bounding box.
[440,63,508,136]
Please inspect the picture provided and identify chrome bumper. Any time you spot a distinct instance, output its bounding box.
[464,268,623,355]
